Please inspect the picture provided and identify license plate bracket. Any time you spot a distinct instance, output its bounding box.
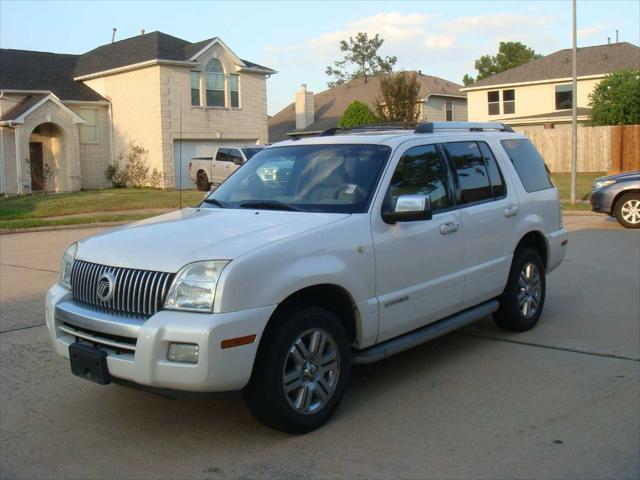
[69,342,111,385]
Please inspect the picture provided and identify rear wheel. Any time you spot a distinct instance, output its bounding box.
[196,171,211,191]
[614,193,640,229]
[243,306,350,434]
[494,248,546,332]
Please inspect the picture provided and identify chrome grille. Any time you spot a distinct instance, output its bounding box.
[70,260,174,318]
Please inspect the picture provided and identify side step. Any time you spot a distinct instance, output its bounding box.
[351,300,499,364]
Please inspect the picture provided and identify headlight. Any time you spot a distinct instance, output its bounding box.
[594,179,616,189]
[164,260,229,312]
[59,243,77,289]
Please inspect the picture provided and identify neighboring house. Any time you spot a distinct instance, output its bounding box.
[461,42,639,130]
[268,73,467,142]
[0,31,276,195]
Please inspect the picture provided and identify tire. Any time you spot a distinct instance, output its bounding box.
[493,248,546,332]
[196,171,211,192]
[614,192,640,229]
[243,305,351,434]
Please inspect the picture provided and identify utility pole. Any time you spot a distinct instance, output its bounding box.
[570,0,578,205]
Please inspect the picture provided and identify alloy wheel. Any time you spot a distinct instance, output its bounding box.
[621,199,640,224]
[518,262,542,319]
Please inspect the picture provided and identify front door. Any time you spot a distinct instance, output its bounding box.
[29,142,44,192]
[371,143,465,342]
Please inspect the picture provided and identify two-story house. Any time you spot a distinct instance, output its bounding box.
[268,73,467,142]
[0,31,276,195]
[461,42,639,130]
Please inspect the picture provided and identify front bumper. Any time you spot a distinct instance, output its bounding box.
[545,227,568,274]
[45,284,276,392]
[590,188,614,214]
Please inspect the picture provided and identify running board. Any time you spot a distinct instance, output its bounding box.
[351,300,499,364]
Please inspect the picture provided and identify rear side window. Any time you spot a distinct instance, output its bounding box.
[388,144,450,211]
[228,149,243,164]
[215,148,228,162]
[444,142,493,205]
[478,142,506,198]
[501,139,553,192]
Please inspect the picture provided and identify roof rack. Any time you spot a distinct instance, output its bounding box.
[414,122,514,133]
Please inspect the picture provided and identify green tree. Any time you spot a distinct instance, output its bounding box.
[339,101,379,128]
[464,41,542,85]
[375,71,421,124]
[589,70,640,126]
[326,32,397,88]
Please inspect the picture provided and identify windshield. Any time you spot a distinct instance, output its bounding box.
[202,144,391,213]
[242,147,263,160]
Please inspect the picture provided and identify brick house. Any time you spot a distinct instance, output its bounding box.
[0,31,276,195]
[269,73,467,142]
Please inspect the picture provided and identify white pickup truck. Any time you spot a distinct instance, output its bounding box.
[189,146,263,190]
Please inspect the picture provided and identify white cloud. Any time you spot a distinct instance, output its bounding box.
[577,23,613,39]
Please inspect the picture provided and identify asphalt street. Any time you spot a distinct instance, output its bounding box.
[1,213,638,479]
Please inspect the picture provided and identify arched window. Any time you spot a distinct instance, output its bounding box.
[206,59,225,107]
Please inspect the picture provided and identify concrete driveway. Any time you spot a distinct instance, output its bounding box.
[1,214,638,480]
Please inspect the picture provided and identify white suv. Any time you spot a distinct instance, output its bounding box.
[46,123,568,433]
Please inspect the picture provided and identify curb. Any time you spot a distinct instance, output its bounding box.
[0,221,128,235]
[562,210,600,217]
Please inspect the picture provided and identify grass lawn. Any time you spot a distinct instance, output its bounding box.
[1,174,602,230]
[551,172,603,211]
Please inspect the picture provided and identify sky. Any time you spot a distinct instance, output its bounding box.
[1,0,638,115]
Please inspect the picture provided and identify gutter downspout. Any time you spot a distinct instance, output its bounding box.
[107,102,114,171]
[0,92,4,195]
[14,125,23,195]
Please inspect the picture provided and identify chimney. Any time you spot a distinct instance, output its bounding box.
[295,84,314,130]
[615,29,619,43]
[112,28,117,43]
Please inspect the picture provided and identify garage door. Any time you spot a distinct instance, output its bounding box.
[173,139,256,189]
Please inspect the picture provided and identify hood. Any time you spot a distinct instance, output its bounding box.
[595,170,640,182]
[76,208,349,272]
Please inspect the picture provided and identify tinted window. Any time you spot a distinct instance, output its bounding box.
[444,142,493,205]
[228,149,243,164]
[215,148,228,162]
[478,142,506,198]
[501,139,553,192]
[388,145,450,211]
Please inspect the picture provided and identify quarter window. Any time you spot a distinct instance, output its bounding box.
[229,74,239,108]
[478,142,506,198]
[555,84,572,110]
[387,145,450,211]
[488,91,500,115]
[191,71,200,106]
[79,108,97,144]
[503,89,515,114]
[206,59,225,107]
[501,139,553,192]
[444,141,492,205]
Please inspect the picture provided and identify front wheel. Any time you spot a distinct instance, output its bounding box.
[196,171,211,191]
[494,248,546,332]
[614,193,640,229]
[243,306,351,434]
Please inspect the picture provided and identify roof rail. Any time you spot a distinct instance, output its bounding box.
[415,122,514,133]
[318,123,418,137]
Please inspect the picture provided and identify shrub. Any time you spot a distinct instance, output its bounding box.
[589,70,640,126]
[339,100,379,128]
[105,142,163,188]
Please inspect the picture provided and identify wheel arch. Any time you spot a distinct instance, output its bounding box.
[612,189,640,213]
[515,230,549,269]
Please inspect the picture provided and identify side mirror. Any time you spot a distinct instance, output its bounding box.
[382,194,433,224]
[233,157,243,166]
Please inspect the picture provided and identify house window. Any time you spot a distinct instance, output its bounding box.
[79,108,97,143]
[445,100,453,121]
[503,89,515,114]
[488,91,500,115]
[206,58,225,107]
[229,74,239,108]
[191,71,200,106]
[555,84,573,110]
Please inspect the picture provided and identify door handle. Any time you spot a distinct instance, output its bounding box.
[440,221,460,235]
[504,205,519,218]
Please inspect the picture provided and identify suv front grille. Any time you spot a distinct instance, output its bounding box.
[70,260,175,318]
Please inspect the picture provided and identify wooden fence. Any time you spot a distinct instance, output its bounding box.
[518,125,640,173]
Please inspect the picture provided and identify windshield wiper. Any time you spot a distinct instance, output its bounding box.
[202,197,229,208]
[239,200,301,212]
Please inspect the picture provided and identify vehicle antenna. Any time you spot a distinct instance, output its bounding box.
[179,105,183,210]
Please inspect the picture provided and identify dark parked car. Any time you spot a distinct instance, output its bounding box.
[590,171,640,228]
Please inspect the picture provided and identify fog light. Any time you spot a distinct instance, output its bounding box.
[167,343,199,364]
